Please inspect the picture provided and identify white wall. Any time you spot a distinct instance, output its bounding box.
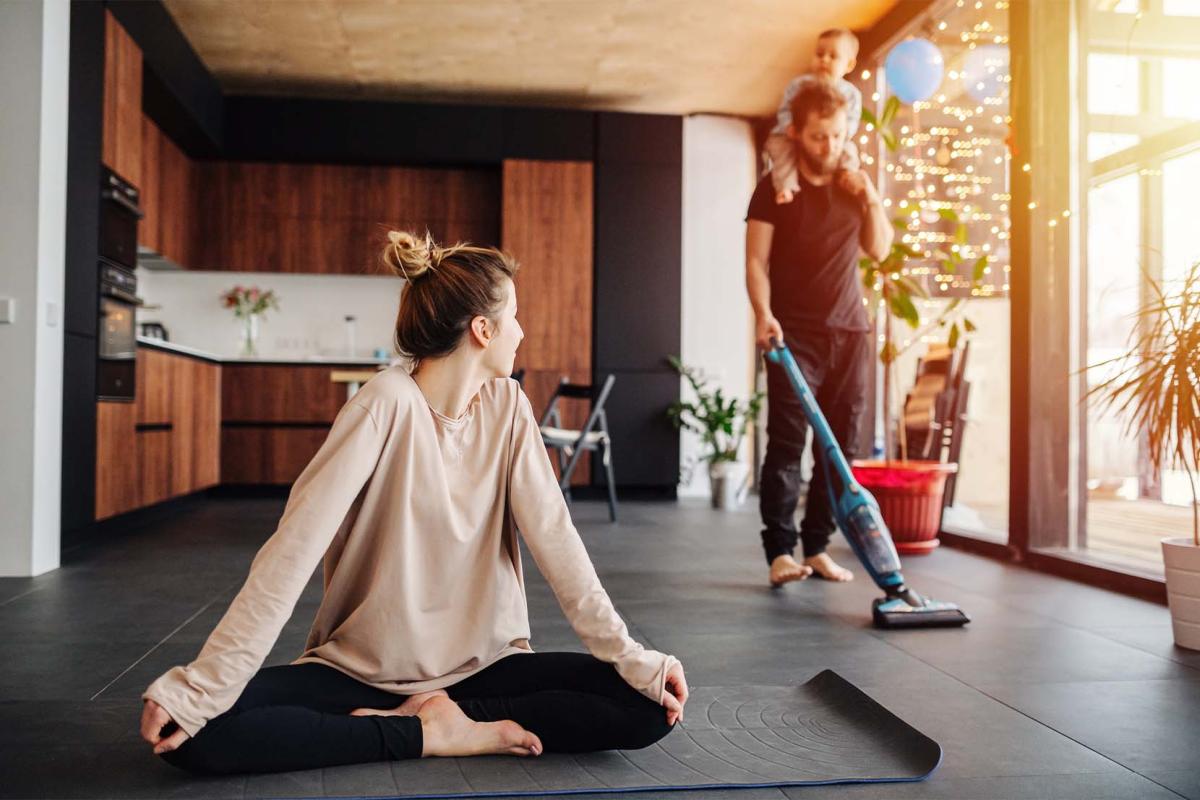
[136,269,405,360]
[679,115,758,496]
[0,0,69,577]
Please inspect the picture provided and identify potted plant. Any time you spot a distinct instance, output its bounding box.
[666,356,764,510]
[1086,261,1200,649]
[852,95,987,553]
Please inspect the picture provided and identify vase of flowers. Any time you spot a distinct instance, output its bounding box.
[221,285,279,357]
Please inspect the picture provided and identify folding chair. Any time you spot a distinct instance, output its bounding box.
[538,374,618,522]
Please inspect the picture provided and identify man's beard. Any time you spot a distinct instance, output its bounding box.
[799,147,840,176]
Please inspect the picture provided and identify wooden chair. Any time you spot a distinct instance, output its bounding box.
[538,374,618,522]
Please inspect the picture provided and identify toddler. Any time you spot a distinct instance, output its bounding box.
[764,28,863,203]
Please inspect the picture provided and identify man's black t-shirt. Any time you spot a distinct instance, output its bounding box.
[745,173,870,332]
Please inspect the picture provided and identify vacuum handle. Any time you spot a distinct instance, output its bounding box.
[765,337,861,495]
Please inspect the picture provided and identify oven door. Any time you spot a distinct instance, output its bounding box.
[97,294,137,401]
[98,194,140,269]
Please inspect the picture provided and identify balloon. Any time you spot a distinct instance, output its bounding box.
[885,38,945,104]
[960,44,1009,102]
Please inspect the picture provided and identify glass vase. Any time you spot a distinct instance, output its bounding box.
[238,314,260,357]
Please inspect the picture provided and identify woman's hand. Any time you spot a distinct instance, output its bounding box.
[141,698,190,755]
[662,661,690,726]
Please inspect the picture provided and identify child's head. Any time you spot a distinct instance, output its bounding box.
[383,230,524,377]
[810,28,859,80]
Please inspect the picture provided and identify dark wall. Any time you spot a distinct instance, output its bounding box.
[592,113,683,491]
[61,0,106,533]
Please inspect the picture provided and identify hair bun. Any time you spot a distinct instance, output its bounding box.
[383,229,439,281]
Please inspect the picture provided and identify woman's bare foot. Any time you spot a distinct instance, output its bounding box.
[418,695,542,758]
[769,554,813,587]
[350,689,448,718]
[804,552,854,582]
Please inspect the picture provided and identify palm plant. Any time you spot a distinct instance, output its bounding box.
[1086,260,1200,545]
[666,355,764,466]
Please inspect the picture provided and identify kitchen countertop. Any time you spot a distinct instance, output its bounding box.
[137,335,393,366]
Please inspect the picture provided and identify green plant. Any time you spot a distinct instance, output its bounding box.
[666,356,764,466]
[860,94,987,461]
[1086,261,1200,546]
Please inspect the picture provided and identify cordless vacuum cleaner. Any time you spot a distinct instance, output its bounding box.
[766,338,970,629]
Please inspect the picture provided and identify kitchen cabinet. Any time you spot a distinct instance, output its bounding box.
[96,346,221,520]
[140,115,195,267]
[101,10,142,187]
[501,159,594,486]
[220,364,371,484]
[192,162,500,273]
[95,401,139,520]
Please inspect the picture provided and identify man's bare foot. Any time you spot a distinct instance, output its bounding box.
[804,552,854,582]
[418,695,542,758]
[350,689,448,718]
[769,554,813,587]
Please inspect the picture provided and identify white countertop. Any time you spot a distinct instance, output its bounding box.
[137,335,393,366]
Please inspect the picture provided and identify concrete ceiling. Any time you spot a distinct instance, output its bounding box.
[162,0,897,116]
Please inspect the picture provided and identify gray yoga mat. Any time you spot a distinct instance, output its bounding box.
[287,670,942,798]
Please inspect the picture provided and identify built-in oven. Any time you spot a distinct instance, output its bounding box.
[97,262,139,401]
[96,166,143,401]
[99,166,141,269]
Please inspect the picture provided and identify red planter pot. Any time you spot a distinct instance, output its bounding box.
[850,460,958,555]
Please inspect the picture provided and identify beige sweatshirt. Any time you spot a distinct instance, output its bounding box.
[142,367,678,738]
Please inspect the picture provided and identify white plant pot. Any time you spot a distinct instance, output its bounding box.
[709,461,750,510]
[1162,537,1200,651]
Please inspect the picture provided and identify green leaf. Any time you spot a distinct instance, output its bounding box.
[955,224,968,245]
[948,321,961,349]
[964,317,977,333]
[891,217,910,230]
[889,291,920,328]
[899,275,929,299]
[881,95,901,127]
[937,208,959,223]
[896,242,922,260]
[973,255,989,282]
[880,342,899,364]
[860,107,878,127]
[881,131,898,152]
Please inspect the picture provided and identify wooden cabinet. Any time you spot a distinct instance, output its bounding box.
[192,163,500,273]
[95,401,139,520]
[136,347,173,425]
[140,115,195,266]
[171,356,221,495]
[502,159,594,485]
[96,347,221,520]
[101,10,142,186]
[220,364,365,484]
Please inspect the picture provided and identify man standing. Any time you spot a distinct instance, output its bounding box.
[745,79,893,587]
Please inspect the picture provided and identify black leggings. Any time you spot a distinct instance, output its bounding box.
[159,652,673,775]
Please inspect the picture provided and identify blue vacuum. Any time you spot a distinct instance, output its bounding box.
[766,338,970,629]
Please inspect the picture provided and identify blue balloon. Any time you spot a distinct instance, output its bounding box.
[960,45,1009,102]
[885,38,945,104]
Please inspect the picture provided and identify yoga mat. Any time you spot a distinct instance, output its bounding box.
[286,670,942,798]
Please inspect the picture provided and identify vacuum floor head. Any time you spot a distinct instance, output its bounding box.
[873,592,972,629]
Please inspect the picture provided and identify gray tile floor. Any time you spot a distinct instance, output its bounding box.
[1,496,1196,799]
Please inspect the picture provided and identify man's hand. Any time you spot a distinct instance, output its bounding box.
[662,661,690,726]
[835,169,880,207]
[755,315,784,351]
[141,698,190,755]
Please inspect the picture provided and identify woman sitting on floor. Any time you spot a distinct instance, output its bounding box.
[139,230,688,775]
